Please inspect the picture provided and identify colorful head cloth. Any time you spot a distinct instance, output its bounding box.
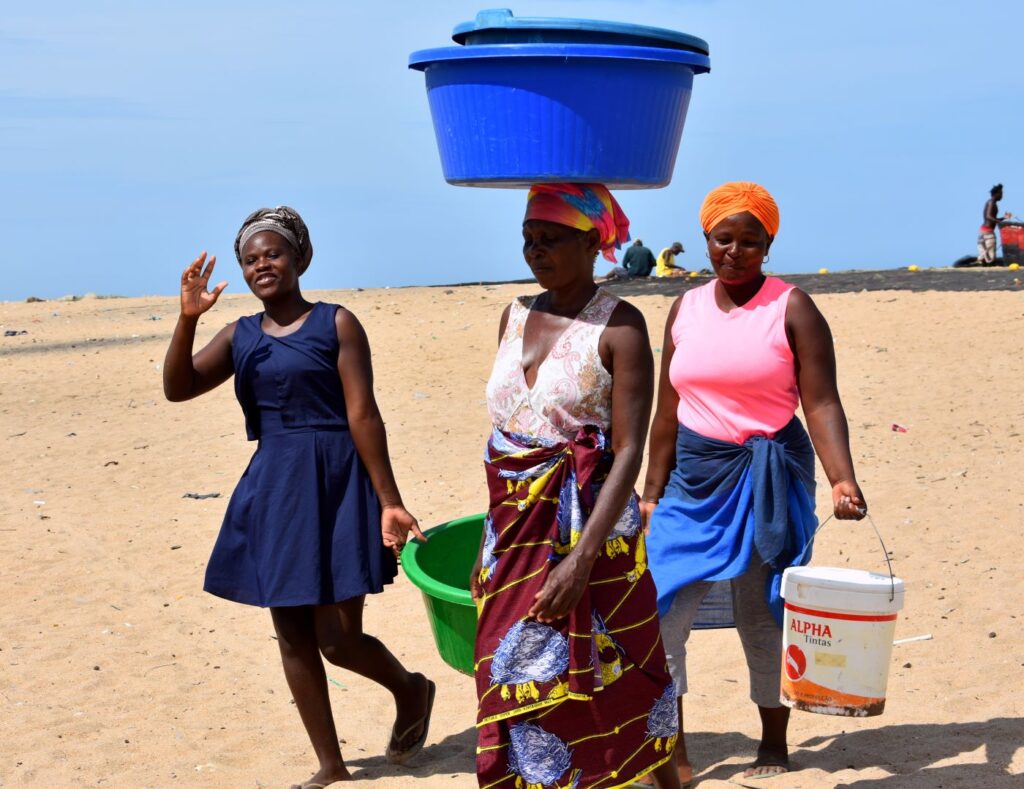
[234,206,314,274]
[524,183,630,262]
[699,182,780,238]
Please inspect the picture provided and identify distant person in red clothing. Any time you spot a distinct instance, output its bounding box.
[977,184,1012,265]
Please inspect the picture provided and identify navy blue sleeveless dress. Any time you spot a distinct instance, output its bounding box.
[204,302,397,607]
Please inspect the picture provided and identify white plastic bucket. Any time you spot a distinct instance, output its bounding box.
[780,566,905,717]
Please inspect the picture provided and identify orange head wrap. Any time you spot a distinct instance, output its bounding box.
[699,182,780,238]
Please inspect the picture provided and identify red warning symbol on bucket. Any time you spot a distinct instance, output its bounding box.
[785,644,807,681]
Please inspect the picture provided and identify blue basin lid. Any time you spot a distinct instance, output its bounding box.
[409,43,710,72]
[452,8,709,55]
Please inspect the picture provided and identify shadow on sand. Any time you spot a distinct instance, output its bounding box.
[687,716,1022,787]
[343,725,477,781]
[0,333,167,357]
[335,717,1023,784]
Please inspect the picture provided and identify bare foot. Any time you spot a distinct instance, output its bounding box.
[741,745,789,779]
[289,763,352,788]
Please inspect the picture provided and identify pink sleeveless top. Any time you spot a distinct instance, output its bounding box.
[668,277,798,444]
[486,290,618,442]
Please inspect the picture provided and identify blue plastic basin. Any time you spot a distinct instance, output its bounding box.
[409,10,710,189]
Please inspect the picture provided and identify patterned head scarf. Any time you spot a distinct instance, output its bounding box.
[524,183,631,262]
[699,182,780,238]
[234,206,314,275]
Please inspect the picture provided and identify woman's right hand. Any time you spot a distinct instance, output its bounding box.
[180,252,227,319]
[469,557,484,602]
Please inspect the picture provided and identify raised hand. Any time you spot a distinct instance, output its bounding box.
[180,252,227,318]
[381,504,426,559]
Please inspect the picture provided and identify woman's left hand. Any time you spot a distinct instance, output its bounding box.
[528,553,591,623]
[832,480,867,520]
[639,499,657,534]
[381,505,426,558]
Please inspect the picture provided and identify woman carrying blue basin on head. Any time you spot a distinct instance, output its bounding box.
[471,184,682,789]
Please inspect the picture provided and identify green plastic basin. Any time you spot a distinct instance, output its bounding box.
[401,514,483,676]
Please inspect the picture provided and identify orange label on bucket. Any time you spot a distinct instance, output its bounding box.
[780,601,898,716]
[781,675,886,717]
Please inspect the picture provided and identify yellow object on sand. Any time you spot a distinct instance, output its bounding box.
[908,265,920,272]
[818,268,829,274]
[688,270,698,278]
[1009,263,1021,270]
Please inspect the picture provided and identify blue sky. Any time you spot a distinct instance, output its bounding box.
[1,1,1018,300]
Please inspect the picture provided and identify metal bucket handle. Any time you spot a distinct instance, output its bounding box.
[793,509,897,602]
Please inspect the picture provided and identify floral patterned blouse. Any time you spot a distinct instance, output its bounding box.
[486,289,619,442]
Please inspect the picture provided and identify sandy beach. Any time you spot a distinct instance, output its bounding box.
[1,276,1022,788]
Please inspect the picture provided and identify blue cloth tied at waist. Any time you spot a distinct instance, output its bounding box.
[646,417,818,627]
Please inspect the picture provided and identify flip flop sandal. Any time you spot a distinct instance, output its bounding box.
[385,679,436,765]
[739,761,790,782]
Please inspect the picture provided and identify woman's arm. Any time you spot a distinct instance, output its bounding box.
[163,253,235,402]
[335,307,425,556]
[496,303,512,343]
[639,296,684,527]
[787,288,866,519]
[528,301,654,622]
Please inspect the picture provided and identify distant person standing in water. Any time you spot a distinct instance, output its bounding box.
[978,184,1012,265]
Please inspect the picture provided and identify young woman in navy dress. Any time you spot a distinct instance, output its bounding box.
[163,207,435,789]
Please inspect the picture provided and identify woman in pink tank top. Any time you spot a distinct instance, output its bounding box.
[639,183,867,785]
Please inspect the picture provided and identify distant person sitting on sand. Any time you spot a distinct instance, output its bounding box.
[978,184,1012,265]
[625,238,657,277]
[163,206,434,788]
[656,242,686,277]
[604,238,656,280]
